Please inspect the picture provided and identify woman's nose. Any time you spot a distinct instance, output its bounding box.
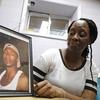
[72,33,79,40]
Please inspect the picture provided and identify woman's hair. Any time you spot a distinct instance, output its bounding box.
[67,18,98,81]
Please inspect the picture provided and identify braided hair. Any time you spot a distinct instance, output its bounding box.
[68,18,98,81]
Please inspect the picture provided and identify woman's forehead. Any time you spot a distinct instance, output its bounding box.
[71,20,90,32]
[72,20,89,28]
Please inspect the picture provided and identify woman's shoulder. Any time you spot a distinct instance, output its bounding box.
[85,58,97,67]
[85,58,97,72]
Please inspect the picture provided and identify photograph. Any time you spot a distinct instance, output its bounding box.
[0,25,33,96]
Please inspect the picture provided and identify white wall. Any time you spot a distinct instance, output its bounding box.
[0,0,100,67]
[32,35,67,63]
[0,0,24,31]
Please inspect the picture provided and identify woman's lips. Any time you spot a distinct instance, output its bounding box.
[70,40,79,46]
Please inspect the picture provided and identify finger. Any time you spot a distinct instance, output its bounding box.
[36,80,48,90]
[34,84,38,91]
[37,82,51,96]
[42,87,55,98]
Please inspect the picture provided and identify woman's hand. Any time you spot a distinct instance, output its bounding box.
[34,80,96,100]
[34,80,65,98]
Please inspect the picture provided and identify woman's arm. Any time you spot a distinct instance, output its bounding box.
[34,80,96,100]
[62,89,96,100]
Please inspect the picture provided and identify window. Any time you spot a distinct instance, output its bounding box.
[28,12,49,34]
[50,16,69,36]
[19,0,80,40]
[26,12,69,39]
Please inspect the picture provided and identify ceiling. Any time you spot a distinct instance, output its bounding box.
[28,0,77,18]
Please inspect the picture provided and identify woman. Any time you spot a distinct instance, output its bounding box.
[33,18,98,100]
[0,43,28,91]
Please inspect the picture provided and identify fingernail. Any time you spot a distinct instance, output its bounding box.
[34,84,38,88]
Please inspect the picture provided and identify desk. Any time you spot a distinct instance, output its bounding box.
[0,97,69,100]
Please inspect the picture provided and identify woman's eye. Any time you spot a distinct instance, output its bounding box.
[79,32,87,37]
[69,31,75,35]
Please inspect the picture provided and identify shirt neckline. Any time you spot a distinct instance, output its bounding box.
[59,49,86,71]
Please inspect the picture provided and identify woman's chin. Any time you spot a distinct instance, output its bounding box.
[69,45,81,51]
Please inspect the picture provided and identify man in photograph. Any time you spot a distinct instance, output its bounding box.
[0,43,29,91]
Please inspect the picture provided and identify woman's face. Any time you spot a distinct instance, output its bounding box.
[67,20,90,52]
[3,47,18,67]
